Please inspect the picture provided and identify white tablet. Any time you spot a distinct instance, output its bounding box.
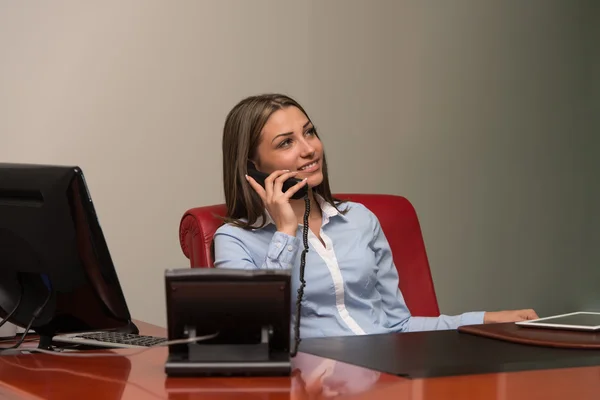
[515,311,600,331]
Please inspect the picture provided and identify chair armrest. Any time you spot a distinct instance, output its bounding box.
[179,205,226,268]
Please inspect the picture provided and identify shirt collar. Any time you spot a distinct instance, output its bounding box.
[251,194,345,230]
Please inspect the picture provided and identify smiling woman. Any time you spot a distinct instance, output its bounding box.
[220,94,342,235]
[214,93,538,351]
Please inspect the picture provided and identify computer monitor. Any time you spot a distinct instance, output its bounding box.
[0,163,137,348]
[164,268,292,376]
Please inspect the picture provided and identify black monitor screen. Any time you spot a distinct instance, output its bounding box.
[0,163,135,337]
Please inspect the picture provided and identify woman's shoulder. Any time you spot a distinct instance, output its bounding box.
[214,221,249,237]
[214,220,271,238]
[337,200,376,219]
[334,201,380,230]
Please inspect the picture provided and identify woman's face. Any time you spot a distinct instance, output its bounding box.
[253,106,324,188]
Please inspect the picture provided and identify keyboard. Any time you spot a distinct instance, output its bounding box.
[52,331,168,349]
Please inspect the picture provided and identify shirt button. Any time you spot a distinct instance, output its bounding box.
[275,243,281,248]
[287,245,293,251]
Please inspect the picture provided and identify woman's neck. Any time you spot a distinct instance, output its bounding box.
[289,190,321,224]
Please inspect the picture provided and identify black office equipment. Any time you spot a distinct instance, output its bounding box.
[246,161,308,200]
[164,268,292,377]
[0,163,159,351]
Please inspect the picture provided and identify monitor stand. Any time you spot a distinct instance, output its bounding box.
[0,334,54,355]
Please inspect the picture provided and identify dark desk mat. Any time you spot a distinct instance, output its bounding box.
[298,328,600,378]
[459,322,600,349]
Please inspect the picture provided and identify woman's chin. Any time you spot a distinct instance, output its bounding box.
[306,174,324,188]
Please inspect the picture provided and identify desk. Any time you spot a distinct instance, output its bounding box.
[0,321,598,399]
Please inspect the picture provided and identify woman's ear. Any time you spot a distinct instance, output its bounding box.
[248,159,263,172]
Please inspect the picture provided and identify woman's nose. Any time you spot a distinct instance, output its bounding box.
[300,139,316,157]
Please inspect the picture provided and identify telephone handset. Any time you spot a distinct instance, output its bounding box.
[246,161,308,200]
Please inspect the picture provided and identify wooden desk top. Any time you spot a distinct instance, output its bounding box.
[0,320,598,399]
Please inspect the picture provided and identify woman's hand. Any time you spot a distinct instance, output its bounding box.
[246,169,308,236]
[484,309,539,323]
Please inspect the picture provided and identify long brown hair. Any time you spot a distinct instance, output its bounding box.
[222,93,345,229]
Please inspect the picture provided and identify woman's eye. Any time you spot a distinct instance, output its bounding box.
[278,139,292,148]
[305,128,316,136]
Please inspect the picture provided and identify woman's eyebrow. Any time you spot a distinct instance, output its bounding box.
[271,121,312,143]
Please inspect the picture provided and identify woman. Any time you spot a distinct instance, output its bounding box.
[214,93,537,341]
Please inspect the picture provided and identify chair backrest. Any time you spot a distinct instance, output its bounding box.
[179,194,440,316]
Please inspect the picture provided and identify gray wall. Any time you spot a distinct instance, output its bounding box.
[0,1,597,325]
[308,1,598,316]
[587,1,600,310]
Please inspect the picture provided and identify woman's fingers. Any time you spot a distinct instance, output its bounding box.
[246,169,304,234]
[247,170,299,202]
[283,177,308,199]
[245,175,267,202]
[263,169,289,200]
[273,171,300,194]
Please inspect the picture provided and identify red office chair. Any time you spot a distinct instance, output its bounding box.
[179,194,440,317]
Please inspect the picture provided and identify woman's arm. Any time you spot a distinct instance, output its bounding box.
[214,225,301,270]
[368,211,485,331]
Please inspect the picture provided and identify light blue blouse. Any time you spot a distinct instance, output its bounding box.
[214,196,484,339]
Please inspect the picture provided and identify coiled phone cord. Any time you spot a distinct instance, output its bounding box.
[290,193,310,357]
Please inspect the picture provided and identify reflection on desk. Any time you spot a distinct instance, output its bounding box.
[0,347,401,399]
[164,352,395,399]
[291,353,381,398]
[164,352,385,399]
[350,364,600,400]
[0,320,598,400]
[0,351,134,399]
